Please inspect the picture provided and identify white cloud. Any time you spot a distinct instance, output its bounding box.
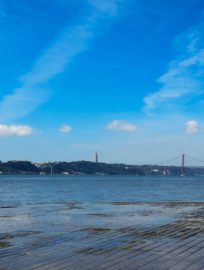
[186,120,199,134]
[144,22,204,113]
[0,124,33,137]
[107,120,137,131]
[0,0,126,121]
[60,124,72,133]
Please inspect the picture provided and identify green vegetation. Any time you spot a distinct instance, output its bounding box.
[0,161,39,174]
[0,160,204,176]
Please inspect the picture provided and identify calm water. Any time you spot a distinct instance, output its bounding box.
[0,175,204,236]
[0,175,203,204]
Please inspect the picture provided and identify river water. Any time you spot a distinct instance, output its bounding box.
[0,175,204,238]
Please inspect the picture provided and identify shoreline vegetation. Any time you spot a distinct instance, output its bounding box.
[0,160,204,176]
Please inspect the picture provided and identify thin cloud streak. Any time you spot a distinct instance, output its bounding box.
[0,0,126,121]
[143,22,204,113]
[0,87,49,121]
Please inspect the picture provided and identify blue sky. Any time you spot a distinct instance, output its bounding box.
[0,0,204,164]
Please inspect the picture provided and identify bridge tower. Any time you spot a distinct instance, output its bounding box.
[95,151,99,163]
[181,154,185,176]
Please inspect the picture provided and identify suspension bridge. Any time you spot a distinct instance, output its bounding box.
[155,154,204,176]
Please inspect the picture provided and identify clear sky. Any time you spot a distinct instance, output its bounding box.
[0,0,204,164]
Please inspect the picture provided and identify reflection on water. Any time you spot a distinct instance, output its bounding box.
[0,175,204,240]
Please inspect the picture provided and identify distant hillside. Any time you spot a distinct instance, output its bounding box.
[0,160,204,176]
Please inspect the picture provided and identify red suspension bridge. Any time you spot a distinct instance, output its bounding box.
[155,154,204,176]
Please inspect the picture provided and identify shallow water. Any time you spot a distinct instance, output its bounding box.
[0,175,204,236]
[1,175,204,269]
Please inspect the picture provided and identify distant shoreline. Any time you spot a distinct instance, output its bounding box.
[0,160,204,176]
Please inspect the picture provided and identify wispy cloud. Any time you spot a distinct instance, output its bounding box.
[144,22,204,113]
[107,120,137,131]
[185,120,199,134]
[59,124,72,133]
[0,124,33,137]
[0,0,126,121]
[0,87,49,121]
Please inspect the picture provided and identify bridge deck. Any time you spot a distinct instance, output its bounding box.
[0,203,204,270]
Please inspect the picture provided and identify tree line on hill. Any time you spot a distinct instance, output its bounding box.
[0,160,204,176]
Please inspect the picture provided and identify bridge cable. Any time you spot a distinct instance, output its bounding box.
[185,154,204,165]
[154,155,181,166]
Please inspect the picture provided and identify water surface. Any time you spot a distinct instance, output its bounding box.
[0,175,203,237]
